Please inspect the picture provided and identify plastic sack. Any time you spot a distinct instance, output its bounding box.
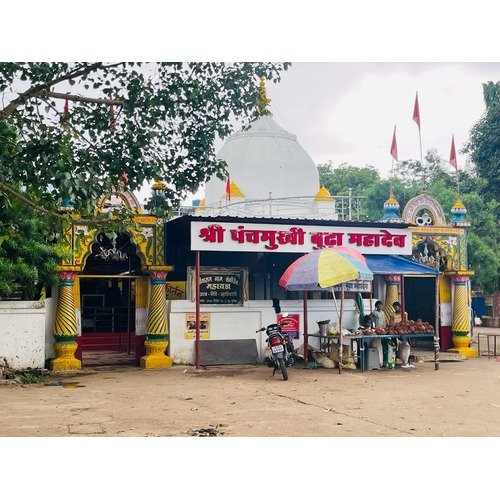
[397,339,411,365]
[386,340,396,369]
[316,353,336,369]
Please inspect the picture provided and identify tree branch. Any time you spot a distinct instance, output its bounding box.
[0,182,65,219]
[0,62,126,119]
[43,91,124,105]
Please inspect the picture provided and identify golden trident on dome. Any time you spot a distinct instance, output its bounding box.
[255,76,271,115]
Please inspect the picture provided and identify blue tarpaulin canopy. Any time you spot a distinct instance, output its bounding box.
[364,255,439,275]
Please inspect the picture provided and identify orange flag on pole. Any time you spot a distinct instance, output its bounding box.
[390,126,398,161]
[413,92,421,131]
[449,135,458,171]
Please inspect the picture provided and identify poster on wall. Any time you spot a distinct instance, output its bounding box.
[185,313,210,339]
[277,313,300,339]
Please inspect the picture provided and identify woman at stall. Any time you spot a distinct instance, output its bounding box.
[388,301,408,324]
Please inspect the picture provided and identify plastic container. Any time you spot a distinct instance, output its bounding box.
[365,347,380,370]
[327,322,338,335]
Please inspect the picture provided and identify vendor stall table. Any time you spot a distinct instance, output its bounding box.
[307,333,362,354]
[305,333,438,371]
[359,333,437,371]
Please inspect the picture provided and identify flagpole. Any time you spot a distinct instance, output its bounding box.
[390,157,394,195]
[419,129,424,189]
[450,134,460,196]
[390,125,397,195]
[413,92,424,190]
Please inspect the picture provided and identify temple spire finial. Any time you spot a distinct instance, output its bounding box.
[381,190,403,223]
[255,76,272,116]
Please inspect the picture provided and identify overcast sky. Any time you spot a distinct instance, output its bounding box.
[265,62,499,174]
[3,3,499,205]
[174,62,499,204]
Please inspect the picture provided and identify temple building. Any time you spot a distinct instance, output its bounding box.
[0,80,477,371]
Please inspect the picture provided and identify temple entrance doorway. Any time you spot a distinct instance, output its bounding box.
[78,233,143,367]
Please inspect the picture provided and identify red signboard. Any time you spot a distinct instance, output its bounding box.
[277,313,300,339]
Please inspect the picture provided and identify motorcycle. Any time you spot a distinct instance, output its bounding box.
[256,316,295,380]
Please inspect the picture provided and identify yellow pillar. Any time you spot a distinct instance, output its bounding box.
[383,274,400,323]
[448,274,478,357]
[51,269,82,371]
[140,269,172,369]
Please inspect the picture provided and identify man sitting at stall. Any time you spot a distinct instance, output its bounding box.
[388,302,414,369]
[360,315,373,331]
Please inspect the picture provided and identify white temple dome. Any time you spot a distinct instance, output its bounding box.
[204,114,319,206]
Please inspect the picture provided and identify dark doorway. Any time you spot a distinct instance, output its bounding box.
[78,233,143,367]
[404,277,436,325]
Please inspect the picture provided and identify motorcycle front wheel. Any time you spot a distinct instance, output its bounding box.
[278,358,288,381]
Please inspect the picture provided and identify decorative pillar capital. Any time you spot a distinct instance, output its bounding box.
[385,274,401,284]
[58,270,78,284]
[451,275,470,284]
[149,270,168,283]
[147,265,173,283]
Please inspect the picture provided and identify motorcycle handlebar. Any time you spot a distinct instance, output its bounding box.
[255,327,266,333]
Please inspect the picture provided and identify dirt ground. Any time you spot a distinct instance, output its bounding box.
[1,354,500,437]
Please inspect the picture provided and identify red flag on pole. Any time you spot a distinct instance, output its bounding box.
[413,92,421,131]
[390,126,398,161]
[225,176,231,201]
[449,135,458,171]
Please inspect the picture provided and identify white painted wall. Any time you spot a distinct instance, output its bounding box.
[135,308,148,336]
[168,298,370,365]
[0,301,47,370]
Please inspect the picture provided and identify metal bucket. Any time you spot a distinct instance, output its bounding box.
[317,320,330,336]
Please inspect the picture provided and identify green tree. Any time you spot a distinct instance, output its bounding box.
[318,161,380,196]
[0,62,290,214]
[0,192,63,299]
[317,155,499,293]
[0,62,289,298]
[464,80,500,200]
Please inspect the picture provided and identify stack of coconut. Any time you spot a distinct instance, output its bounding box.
[384,319,434,334]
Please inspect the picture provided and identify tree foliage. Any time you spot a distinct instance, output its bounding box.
[0,62,289,299]
[0,62,290,214]
[318,161,380,196]
[464,80,500,201]
[0,192,64,299]
[318,152,499,294]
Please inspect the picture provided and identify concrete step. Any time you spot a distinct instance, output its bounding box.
[410,349,466,362]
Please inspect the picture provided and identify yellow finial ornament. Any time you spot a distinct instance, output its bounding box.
[256,76,272,116]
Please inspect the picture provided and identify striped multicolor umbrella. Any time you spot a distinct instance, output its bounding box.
[279,247,373,291]
[279,247,373,374]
